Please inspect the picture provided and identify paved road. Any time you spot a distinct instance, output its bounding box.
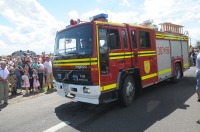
[0,67,200,132]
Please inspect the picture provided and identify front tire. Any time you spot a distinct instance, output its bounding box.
[119,75,135,106]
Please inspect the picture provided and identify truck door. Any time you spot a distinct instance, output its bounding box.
[98,27,125,91]
[138,30,158,87]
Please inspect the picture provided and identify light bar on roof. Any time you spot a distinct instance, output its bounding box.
[90,13,108,21]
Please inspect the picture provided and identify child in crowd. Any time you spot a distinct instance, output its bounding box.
[8,67,18,95]
[32,69,40,92]
[22,70,30,95]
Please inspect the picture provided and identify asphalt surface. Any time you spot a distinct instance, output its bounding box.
[0,67,200,132]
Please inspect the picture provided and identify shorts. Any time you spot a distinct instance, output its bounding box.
[196,70,200,90]
[46,72,53,83]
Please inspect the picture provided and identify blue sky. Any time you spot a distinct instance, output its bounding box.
[0,0,199,55]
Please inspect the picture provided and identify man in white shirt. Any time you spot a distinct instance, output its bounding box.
[0,61,10,105]
[196,51,200,124]
[43,56,54,89]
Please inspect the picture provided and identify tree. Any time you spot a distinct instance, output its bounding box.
[196,40,200,49]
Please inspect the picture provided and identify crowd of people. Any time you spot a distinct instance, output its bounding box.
[0,54,54,105]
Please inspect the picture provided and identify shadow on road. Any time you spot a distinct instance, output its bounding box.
[55,76,196,132]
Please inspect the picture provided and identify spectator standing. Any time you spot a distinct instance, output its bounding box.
[38,55,43,63]
[38,62,44,89]
[43,56,54,90]
[22,70,30,95]
[17,56,23,68]
[33,57,39,69]
[0,61,10,105]
[26,61,33,92]
[191,49,197,66]
[42,54,46,63]
[32,69,40,92]
[21,56,26,68]
[196,50,200,124]
[14,63,23,92]
[8,67,18,95]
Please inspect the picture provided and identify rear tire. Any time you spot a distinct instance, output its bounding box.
[119,75,135,106]
[170,63,182,83]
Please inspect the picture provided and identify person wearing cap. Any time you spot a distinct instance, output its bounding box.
[0,61,10,105]
[43,56,54,89]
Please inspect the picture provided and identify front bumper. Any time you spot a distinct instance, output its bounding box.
[55,81,101,104]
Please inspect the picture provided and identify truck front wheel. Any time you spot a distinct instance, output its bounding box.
[119,75,135,106]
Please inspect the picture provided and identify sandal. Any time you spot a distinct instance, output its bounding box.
[196,120,200,124]
[197,99,200,102]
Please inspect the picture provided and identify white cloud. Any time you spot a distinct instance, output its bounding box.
[140,0,200,45]
[119,0,130,7]
[0,0,65,55]
[68,10,79,20]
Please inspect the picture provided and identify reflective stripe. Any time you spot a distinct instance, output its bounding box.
[142,73,157,80]
[158,68,172,75]
[138,51,156,53]
[156,33,188,41]
[101,83,116,91]
[109,52,134,60]
[53,58,97,63]
[138,51,156,57]
[184,63,189,67]
[53,62,97,66]
[110,56,125,60]
[53,58,98,66]
[109,52,124,56]
[138,53,156,57]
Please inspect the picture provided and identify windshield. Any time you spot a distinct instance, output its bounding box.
[54,24,93,58]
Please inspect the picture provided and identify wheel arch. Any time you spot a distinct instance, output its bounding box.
[173,60,183,77]
[116,67,142,96]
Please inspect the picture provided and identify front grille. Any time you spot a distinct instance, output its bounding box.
[53,69,92,85]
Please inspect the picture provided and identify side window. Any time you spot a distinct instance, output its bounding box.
[109,29,121,49]
[139,31,151,48]
[122,30,128,49]
[98,28,108,54]
[131,31,137,49]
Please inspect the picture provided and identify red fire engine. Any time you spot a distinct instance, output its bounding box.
[53,14,189,106]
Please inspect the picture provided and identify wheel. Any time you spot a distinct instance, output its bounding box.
[119,75,135,106]
[170,63,182,83]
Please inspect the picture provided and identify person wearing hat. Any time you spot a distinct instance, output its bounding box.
[43,56,54,89]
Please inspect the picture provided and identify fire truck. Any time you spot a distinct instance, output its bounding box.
[53,14,189,106]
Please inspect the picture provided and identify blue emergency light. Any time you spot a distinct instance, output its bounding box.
[90,13,108,21]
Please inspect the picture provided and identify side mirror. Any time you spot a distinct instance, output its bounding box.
[109,33,117,49]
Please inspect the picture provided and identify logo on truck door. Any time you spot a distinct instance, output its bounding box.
[144,60,150,74]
